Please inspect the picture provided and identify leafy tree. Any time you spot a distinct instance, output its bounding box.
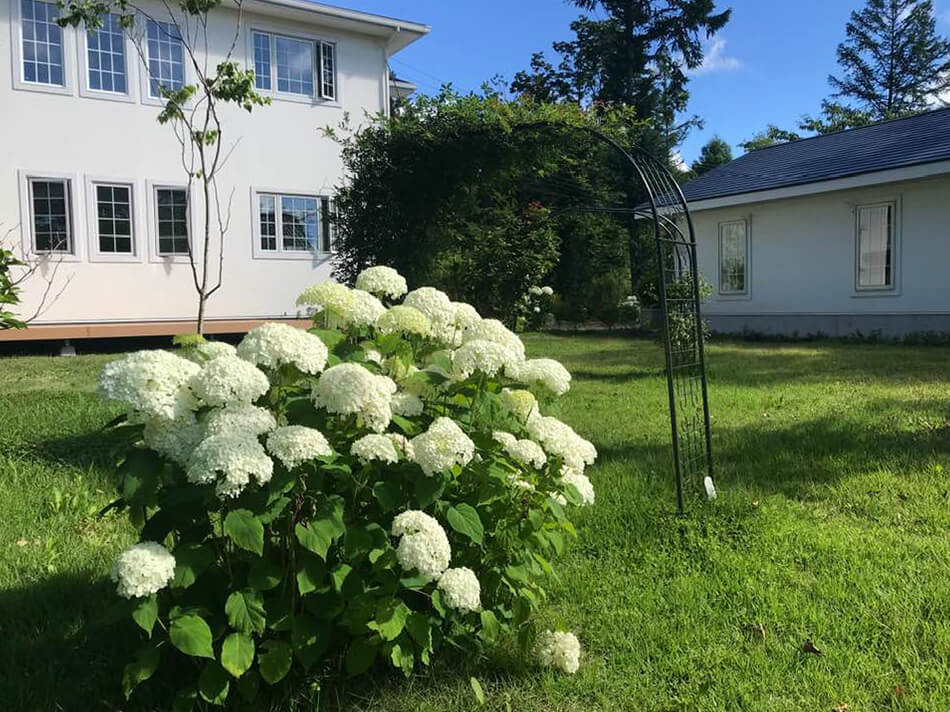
[691,135,732,174]
[799,100,876,134]
[0,245,26,330]
[738,124,802,152]
[510,0,731,149]
[826,0,950,120]
[58,0,269,334]
[327,88,643,322]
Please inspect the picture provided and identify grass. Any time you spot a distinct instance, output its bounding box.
[3,336,950,711]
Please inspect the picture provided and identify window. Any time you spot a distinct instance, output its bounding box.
[252,31,336,100]
[257,192,334,255]
[21,0,64,86]
[319,41,335,100]
[29,178,72,253]
[155,188,189,255]
[87,13,126,93]
[95,184,134,254]
[146,20,184,98]
[718,220,748,295]
[856,203,894,290]
[252,32,271,91]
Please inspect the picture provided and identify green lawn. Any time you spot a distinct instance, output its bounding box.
[3,336,950,711]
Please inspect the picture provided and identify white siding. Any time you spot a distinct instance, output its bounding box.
[1,0,391,325]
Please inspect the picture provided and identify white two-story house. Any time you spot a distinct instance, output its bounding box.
[0,0,427,341]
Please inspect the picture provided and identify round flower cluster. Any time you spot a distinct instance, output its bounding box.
[391,510,452,582]
[296,280,356,326]
[186,434,274,499]
[500,388,539,422]
[99,350,199,422]
[403,287,456,342]
[536,630,581,674]
[562,471,595,506]
[236,322,328,375]
[494,432,547,469]
[312,363,397,432]
[462,318,526,362]
[346,289,387,328]
[203,405,276,438]
[189,355,270,408]
[411,417,475,476]
[355,265,408,299]
[526,413,597,474]
[377,305,431,337]
[510,358,572,396]
[351,433,398,464]
[452,339,521,379]
[451,302,481,331]
[437,567,481,613]
[111,541,176,599]
[143,414,203,466]
[266,425,333,470]
[391,391,424,417]
[195,340,237,360]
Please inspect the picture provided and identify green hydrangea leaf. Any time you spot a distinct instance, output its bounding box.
[373,599,410,642]
[131,595,158,636]
[345,637,377,676]
[223,509,264,556]
[296,551,327,595]
[170,614,215,659]
[446,503,484,544]
[225,589,266,635]
[171,543,215,589]
[122,643,160,699]
[220,633,255,678]
[258,639,293,684]
[248,557,283,591]
[198,661,230,705]
[291,614,331,670]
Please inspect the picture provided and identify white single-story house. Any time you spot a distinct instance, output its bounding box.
[682,108,950,338]
[0,0,428,342]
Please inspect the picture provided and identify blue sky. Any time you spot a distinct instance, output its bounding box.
[348,0,950,163]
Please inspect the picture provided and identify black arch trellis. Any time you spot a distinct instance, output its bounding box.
[515,123,715,513]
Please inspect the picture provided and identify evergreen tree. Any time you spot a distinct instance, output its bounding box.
[691,135,732,174]
[510,0,731,149]
[814,0,950,131]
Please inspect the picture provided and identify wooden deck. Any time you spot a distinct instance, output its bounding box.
[0,318,312,341]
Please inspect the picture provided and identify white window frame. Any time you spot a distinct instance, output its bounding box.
[85,177,142,263]
[17,170,82,262]
[250,187,333,261]
[140,17,190,107]
[246,23,340,106]
[11,0,76,96]
[717,218,750,297]
[854,200,900,295]
[77,13,136,103]
[146,180,195,264]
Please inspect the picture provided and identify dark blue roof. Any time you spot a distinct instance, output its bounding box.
[681,108,950,204]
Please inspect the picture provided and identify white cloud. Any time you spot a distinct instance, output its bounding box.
[690,38,742,76]
[671,151,690,173]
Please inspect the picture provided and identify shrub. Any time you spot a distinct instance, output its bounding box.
[98,268,596,707]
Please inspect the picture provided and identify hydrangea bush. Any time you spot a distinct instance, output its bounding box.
[99,268,596,706]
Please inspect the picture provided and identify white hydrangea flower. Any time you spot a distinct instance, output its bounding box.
[527,413,597,473]
[99,350,200,422]
[187,434,274,498]
[510,476,535,491]
[203,405,276,438]
[355,265,408,299]
[351,433,398,464]
[549,491,568,506]
[562,472,595,506]
[312,363,397,432]
[437,567,481,613]
[195,340,237,360]
[387,432,415,460]
[463,318,526,361]
[403,287,455,341]
[541,286,554,296]
[451,302,481,331]
[296,281,356,328]
[236,322,328,375]
[391,510,452,582]
[343,289,386,329]
[365,349,383,365]
[500,388,539,422]
[509,358,572,396]
[492,431,518,448]
[452,339,521,379]
[410,417,475,476]
[110,541,176,599]
[529,285,543,296]
[143,414,203,466]
[536,630,581,674]
[506,438,547,469]
[266,425,333,470]
[704,476,717,501]
[391,391,424,417]
[377,305,431,337]
[189,356,270,408]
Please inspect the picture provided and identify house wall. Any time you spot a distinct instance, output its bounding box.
[0,0,391,329]
[691,173,950,338]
